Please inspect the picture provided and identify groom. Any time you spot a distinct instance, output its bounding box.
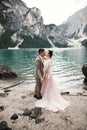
[34,48,45,99]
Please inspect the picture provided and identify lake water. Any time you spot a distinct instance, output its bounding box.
[0,48,87,92]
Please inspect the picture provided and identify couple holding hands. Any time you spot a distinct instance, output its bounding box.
[34,48,70,112]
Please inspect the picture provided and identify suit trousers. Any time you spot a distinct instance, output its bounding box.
[34,78,42,97]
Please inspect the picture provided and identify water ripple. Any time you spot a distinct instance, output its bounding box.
[0,48,87,92]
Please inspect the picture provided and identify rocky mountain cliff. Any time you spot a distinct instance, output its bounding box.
[0,0,87,48]
[0,0,70,48]
[58,6,87,47]
[0,0,49,48]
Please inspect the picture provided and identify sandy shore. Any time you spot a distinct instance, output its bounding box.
[0,79,87,130]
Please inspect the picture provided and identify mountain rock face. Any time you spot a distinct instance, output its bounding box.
[0,0,87,48]
[0,0,69,48]
[58,6,87,47]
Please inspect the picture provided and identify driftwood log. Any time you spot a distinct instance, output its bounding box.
[0,80,24,90]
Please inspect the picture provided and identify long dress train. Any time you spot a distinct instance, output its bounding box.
[36,59,70,112]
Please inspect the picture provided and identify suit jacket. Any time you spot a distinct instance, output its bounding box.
[34,55,44,79]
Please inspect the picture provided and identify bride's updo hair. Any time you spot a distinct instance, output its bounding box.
[48,50,53,58]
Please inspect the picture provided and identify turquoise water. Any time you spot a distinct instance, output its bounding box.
[0,48,87,92]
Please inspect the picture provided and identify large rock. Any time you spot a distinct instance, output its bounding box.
[82,64,87,78]
[0,24,5,36]
[0,106,4,112]
[0,65,17,79]
[23,107,45,124]
[10,113,18,120]
[0,121,12,130]
[82,64,87,86]
[23,107,42,119]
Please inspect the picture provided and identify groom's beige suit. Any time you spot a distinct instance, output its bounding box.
[34,55,44,97]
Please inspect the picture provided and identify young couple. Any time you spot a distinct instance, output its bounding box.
[34,48,70,112]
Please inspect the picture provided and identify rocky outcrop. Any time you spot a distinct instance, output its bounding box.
[0,0,51,48]
[23,107,42,118]
[0,121,12,130]
[44,24,69,47]
[82,64,87,87]
[81,39,87,47]
[23,107,45,124]
[0,106,4,112]
[59,6,87,38]
[10,113,18,120]
[0,65,17,79]
[0,0,70,48]
[0,24,5,36]
[58,6,87,47]
[0,92,8,97]
[82,64,87,78]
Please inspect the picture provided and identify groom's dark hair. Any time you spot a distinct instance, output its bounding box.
[38,48,45,54]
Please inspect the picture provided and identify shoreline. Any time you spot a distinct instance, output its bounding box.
[0,79,87,130]
[0,78,86,94]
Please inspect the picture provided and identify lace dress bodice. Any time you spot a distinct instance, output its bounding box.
[43,59,52,79]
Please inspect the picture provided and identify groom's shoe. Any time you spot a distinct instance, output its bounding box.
[34,95,37,98]
[34,95,42,99]
[36,96,42,99]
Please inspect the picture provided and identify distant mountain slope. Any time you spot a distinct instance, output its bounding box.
[58,6,87,47]
[0,0,51,48]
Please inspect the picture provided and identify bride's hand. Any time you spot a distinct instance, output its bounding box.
[41,78,43,83]
[41,77,45,83]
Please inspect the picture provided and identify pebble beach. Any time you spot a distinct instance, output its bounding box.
[0,79,87,130]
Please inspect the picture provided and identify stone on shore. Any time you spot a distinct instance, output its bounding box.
[82,63,87,78]
[82,64,87,88]
[10,114,18,120]
[35,117,45,124]
[23,107,42,119]
[23,107,44,124]
[0,121,12,130]
[0,93,8,97]
[61,91,70,95]
[0,65,17,79]
[0,106,4,112]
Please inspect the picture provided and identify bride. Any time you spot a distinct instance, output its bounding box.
[36,50,70,112]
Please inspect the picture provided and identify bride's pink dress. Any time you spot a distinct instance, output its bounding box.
[36,59,70,112]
